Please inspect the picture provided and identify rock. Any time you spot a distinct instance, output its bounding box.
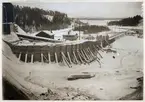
[113,56,115,59]
[100,88,103,90]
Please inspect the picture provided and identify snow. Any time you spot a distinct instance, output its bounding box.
[43,15,53,21]
[2,41,48,97]
[3,32,20,42]
[14,24,27,35]
[2,34,143,100]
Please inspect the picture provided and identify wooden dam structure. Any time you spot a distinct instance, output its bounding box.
[4,32,125,68]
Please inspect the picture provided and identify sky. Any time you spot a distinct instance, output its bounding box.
[13,2,142,18]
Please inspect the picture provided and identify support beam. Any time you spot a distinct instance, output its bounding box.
[93,45,103,58]
[82,49,90,61]
[87,47,95,58]
[77,50,84,64]
[73,51,79,64]
[43,54,49,62]
[80,50,89,63]
[97,45,104,52]
[85,48,92,60]
[67,52,72,64]
[61,52,71,68]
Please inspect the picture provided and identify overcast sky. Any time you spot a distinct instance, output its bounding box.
[13,2,142,18]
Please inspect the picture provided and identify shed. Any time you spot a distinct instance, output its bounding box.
[35,30,54,39]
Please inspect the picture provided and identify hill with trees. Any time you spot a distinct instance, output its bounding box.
[13,5,71,32]
[74,25,110,34]
[107,15,143,26]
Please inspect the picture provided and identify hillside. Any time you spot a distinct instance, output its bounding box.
[13,5,71,32]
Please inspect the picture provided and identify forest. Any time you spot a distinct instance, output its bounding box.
[74,25,110,34]
[107,15,143,26]
[13,5,71,32]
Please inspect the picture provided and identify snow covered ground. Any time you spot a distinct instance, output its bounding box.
[2,35,143,100]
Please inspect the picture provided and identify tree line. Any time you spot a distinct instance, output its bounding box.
[107,15,143,26]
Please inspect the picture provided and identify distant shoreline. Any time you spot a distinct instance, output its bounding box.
[76,18,122,20]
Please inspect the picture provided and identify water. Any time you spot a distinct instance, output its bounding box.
[80,20,114,26]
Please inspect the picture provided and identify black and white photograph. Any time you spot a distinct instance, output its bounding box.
[2,0,143,100]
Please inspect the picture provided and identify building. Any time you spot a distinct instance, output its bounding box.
[34,30,54,39]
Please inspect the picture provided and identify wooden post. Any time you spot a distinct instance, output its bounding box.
[55,52,58,63]
[41,53,44,63]
[48,52,51,63]
[31,54,33,63]
[25,53,28,63]
[18,52,21,61]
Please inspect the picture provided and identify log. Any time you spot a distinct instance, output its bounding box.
[67,73,95,80]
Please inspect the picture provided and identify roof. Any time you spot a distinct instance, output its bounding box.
[31,30,54,36]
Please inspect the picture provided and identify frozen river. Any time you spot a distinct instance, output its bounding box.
[80,20,115,26]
